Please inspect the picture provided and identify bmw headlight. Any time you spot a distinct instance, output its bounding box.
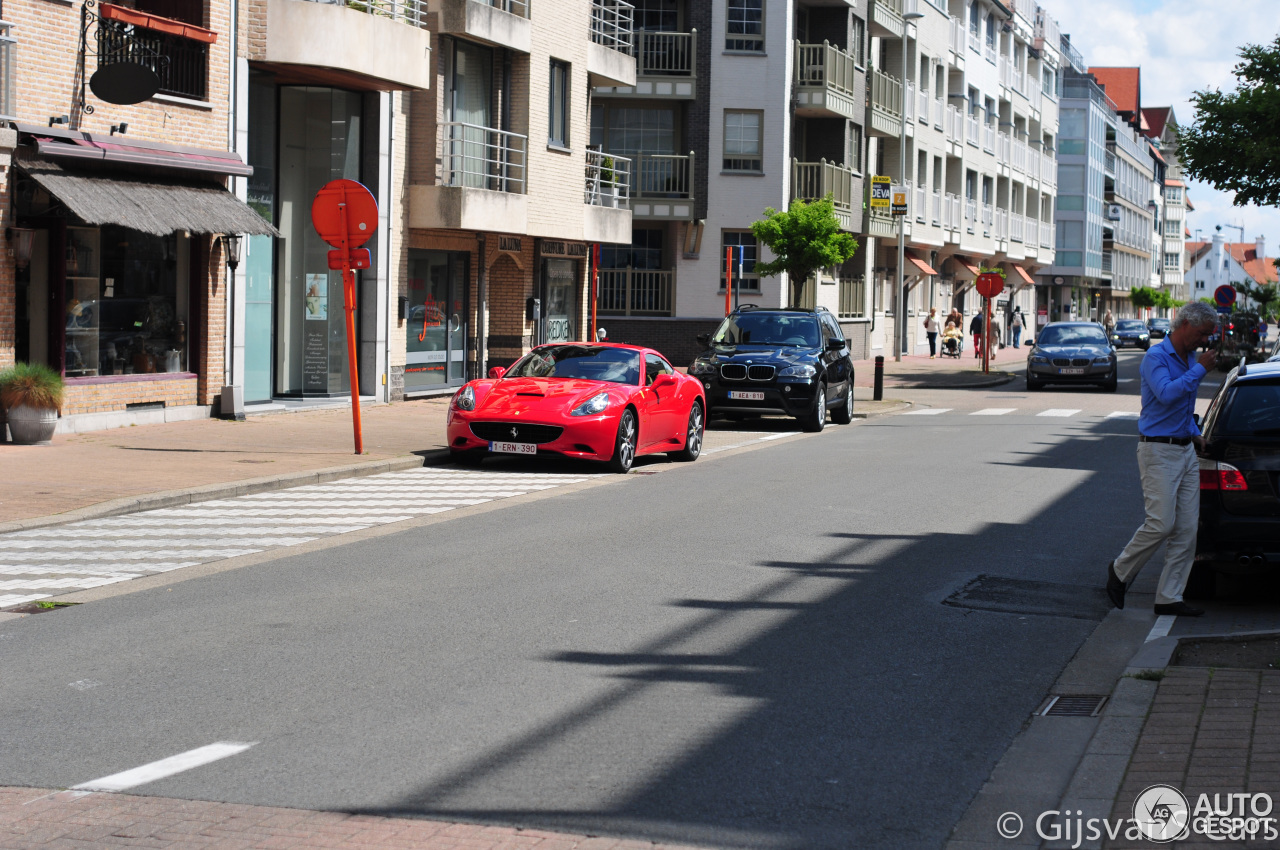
[571,391,612,416]
[689,359,716,376]
[453,385,475,411]
[1031,355,1050,364]
[1139,334,1149,339]
[1093,356,1112,365]
[778,364,817,378]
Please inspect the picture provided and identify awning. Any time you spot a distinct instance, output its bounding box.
[17,123,253,178]
[1011,264,1035,285]
[951,255,980,280]
[907,251,938,276]
[20,160,279,238]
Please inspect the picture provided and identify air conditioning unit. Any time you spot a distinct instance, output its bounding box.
[1105,204,1122,221]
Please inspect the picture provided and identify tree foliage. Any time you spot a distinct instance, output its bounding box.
[1180,37,1280,206]
[751,196,858,307]
[1238,281,1280,318]
[1131,287,1179,311]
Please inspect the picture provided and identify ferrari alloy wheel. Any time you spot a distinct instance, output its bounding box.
[831,382,854,425]
[608,408,637,473]
[671,400,704,462]
[801,385,826,433]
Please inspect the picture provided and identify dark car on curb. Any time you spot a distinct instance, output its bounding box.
[688,306,855,432]
[1025,321,1118,391]
[1190,360,1280,598]
[1111,318,1151,350]
[1147,317,1170,340]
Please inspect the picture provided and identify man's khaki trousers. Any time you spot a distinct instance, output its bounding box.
[1113,441,1200,605]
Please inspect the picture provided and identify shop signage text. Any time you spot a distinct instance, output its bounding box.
[540,240,588,259]
[498,236,523,254]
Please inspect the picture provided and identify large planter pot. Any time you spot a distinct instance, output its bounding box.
[6,404,58,445]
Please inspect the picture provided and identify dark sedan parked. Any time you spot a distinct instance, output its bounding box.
[1190,360,1280,597]
[1026,322,1118,391]
[1112,318,1151,350]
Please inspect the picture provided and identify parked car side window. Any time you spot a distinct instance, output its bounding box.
[645,354,673,386]
[820,314,843,344]
[1219,383,1280,436]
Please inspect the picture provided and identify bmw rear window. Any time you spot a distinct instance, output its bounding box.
[1218,383,1280,437]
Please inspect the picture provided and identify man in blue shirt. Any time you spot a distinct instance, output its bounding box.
[1107,301,1218,617]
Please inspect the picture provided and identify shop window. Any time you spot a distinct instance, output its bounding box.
[405,251,468,391]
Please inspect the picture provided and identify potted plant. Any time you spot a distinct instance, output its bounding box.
[600,156,618,208]
[0,362,64,445]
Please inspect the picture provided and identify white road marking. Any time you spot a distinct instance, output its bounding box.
[1145,615,1177,642]
[0,593,50,607]
[1106,412,1140,419]
[1117,379,1136,383]
[758,431,801,441]
[1037,409,1081,417]
[72,742,257,793]
[903,408,951,415]
[970,408,1017,416]
[68,680,102,691]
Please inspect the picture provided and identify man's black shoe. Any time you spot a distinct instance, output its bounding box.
[1106,561,1126,610]
[1154,601,1205,617]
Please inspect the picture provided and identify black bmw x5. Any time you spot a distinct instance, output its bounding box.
[688,306,855,432]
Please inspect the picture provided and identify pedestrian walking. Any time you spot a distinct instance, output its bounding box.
[1103,309,1115,337]
[1106,301,1219,617]
[988,317,1002,359]
[969,312,984,359]
[1261,318,1269,348]
[923,308,939,358]
[947,307,963,332]
[1011,307,1024,348]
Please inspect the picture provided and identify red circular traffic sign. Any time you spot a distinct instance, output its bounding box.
[975,272,1005,299]
[1214,285,1237,308]
[311,179,378,249]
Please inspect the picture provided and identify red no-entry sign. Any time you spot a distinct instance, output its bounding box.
[311,179,379,456]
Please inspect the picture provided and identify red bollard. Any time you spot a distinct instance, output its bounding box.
[874,355,885,401]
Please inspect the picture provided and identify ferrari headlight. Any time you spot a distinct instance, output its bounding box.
[571,391,612,416]
[778,364,817,378]
[689,359,716,376]
[453,385,475,411]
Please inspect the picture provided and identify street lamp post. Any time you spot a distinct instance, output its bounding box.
[896,10,925,362]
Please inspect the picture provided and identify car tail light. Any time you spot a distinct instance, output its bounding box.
[1199,458,1248,491]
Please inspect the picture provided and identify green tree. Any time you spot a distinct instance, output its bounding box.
[1130,286,1160,311]
[1239,281,1279,318]
[751,195,858,307]
[1180,37,1280,205]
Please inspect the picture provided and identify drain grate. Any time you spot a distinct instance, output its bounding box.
[1040,695,1108,717]
[943,575,1112,621]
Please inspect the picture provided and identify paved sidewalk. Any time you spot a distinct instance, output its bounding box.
[850,351,1019,389]
[0,787,708,850]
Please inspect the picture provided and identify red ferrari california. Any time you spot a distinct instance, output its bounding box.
[446,343,706,473]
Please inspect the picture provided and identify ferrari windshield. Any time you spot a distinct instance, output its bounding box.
[712,313,821,347]
[504,345,641,384]
[1036,325,1109,346]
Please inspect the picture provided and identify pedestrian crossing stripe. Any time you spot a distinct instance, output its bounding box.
[971,408,1017,416]
[1037,409,1082,417]
[902,408,951,415]
[898,408,1142,419]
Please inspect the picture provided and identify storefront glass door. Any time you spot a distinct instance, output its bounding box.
[544,259,578,344]
[405,251,468,391]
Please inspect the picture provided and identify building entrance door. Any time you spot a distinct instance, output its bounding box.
[405,251,468,391]
[544,259,578,343]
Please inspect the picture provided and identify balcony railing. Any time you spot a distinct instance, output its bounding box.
[585,148,632,206]
[631,152,693,200]
[1102,251,1113,273]
[931,190,941,226]
[964,197,976,233]
[796,41,860,97]
[983,41,996,64]
[1027,83,1042,111]
[870,67,902,120]
[599,268,673,315]
[339,0,429,27]
[949,16,964,55]
[998,55,1011,88]
[982,122,994,153]
[918,87,929,124]
[1041,220,1053,248]
[965,112,980,147]
[1012,138,1027,174]
[97,17,210,101]
[946,103,963,143]
[914,184,926,223]
[1010,212,1024,243]
[994,207,1007,240]
[591,0,634,55]
[838,275,866,319]
[0,22,15,120]
[1013,67,1026,95]
[1104,151,1116,174]
[904,80,915,123]
[982,203,993,237]
[441,122,527,193]
[1041,151,1055,185]
[968,29,980,54]
[998,131,1011,164]
[944,193,960,230]
[791,159,853,214]
[637,30,694,76]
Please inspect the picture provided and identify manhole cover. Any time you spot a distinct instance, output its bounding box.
[943,575,1111,621]
[1040,695,1108,717]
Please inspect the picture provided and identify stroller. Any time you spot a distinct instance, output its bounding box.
[940,331,963,358]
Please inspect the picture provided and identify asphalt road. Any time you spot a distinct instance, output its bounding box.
[0,350,1188,849]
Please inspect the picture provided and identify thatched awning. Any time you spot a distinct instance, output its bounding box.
[19,161,279,238]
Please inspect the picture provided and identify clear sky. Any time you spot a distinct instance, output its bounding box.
[1045,0,1280,250]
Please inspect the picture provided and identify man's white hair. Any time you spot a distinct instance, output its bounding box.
[1172,301,1219,332]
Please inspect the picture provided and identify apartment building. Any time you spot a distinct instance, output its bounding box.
[591,0,870,365]
[0,0,276,428]
[1038,64,1158,322]
[869,0,1061,355]
[1142,106,1190,303]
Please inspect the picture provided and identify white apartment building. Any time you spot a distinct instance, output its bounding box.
[868,0,1061,355]
[1143,107,1190,303]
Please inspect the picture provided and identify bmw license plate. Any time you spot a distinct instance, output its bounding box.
[728,391,765,401]
[490,441,537,455]
[1058,367,1085,375]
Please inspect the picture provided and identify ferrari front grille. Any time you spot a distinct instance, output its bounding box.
[469,422,564,444]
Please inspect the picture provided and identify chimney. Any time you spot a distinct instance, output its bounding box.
[1257,235,1267,261]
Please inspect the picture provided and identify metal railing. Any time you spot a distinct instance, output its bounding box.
[591,0,634,55]
[98,18,210,101]
[585,148,632,206]
[982,122,994,153]
[631,152,693,199]
[944,193,960,230]
[877,0,906,15]
[1104,151,1116,173]
[1101,251,1113,273]
[598,268,674,315]
[838,275,866,319]
[309,0,429,27]
[791,159,853,213]
[965,112,980,147]
[637,30,695,76]
[796,41,860,97]
[931,190,942,226]
[440,122,527,193]
[870,67,902,120]
[484,0,529,18]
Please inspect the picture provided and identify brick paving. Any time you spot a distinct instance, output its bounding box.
[1105,668,1280,849]
[0,787,708,850]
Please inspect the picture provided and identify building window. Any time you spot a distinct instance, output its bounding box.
[549,60,569,147]
[849,15,865,66]
[847,122,863,172]
[1164,252,1181,270]
[725,0,763,52]
[723,110,762,172]
[720,230,759,291]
